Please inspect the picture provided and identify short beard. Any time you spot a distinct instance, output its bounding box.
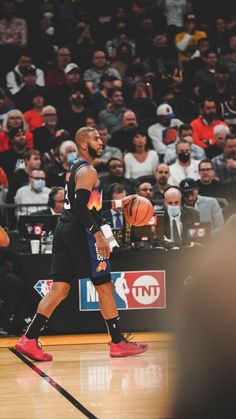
[88,143,100,158]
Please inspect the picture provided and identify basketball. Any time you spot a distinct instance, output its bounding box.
[0,225,9,247]
[124,196,154,226]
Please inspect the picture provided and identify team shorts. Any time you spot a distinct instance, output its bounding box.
[50,220,111,285]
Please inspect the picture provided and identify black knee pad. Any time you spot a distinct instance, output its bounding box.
[90,274,112,286]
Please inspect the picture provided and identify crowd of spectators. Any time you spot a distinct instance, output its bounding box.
[0,0,236,231]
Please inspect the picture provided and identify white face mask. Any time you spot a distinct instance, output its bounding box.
[167,205,180,218]
[33,179,45,192]
[66,151,77,164]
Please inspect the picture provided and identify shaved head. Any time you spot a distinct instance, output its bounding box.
[75,127,96,147]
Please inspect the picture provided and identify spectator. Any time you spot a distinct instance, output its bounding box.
[98,87,127,134]
[46,140,78,188]
[91,74,118,116]
[23,91,44,132]
[148,103,183,157]
[0,127,29,182]
[6,52,45,95]
[52,62,84,112]
[212,134,236,182]
[219,86,236,134]
[100,157,137,199]
[193,48,219,96]
[74,22,95,72]
[191,97,228,149]
[13,66,45,113]
[109,110,138,152]
[7,149,41,201]
[135,16,155,60]
[163,185,200,246]
[180,177,224,230]
[94,125,122,177]
[106,28,135,60]
[221,34,236,74]
[41,128,70,172]
[168,140,200,186]
[206,124,230,159]
[83,50,122,95]
[100,183,126,229]
[156,0,188,46]
[164,123,206,164]
[183,37,211,85]
[45,47,71,89]
[124,127,159,180]
[0,109,33,152]
[111,41,134,77]
[201,63,232,104]
[175,14,207,65]
[32,186,65,216]
[14,168,50,216]
[0,88,14,125]
[152,163,170,209]
[33,105,58,154]
[209,17,231,55]
[197,158,225,199]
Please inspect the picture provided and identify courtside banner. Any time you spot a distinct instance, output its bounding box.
[79,271,166,311]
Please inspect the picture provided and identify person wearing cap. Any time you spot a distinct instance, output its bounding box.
[175,14,207,65]
[148,103,183,157]
[45,47,71,89]
[0,109,33,152]
[46,140,78,188]
[83,50,122,95]
[23,91,44,131]
[0,127,28,182]
[168,139,200,186]
[180,177,224,230]
[13,66,45,113]
[191,98,228,149]
[33,105,59,154]
[6,53,45,95]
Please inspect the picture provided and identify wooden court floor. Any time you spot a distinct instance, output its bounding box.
[0,333,176,419]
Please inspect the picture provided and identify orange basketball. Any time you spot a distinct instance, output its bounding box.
[124,196,154,226]
[0,225,9,247]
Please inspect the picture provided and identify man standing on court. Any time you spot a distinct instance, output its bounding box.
[15,127,148,361]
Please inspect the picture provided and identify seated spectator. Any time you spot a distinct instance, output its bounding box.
[0,127,29,182]
[219,86,236,134]
[206,124,230,159]
[91,73,118,116]
[221,34,236,74]
[191,97,228,149]
[106,28,135,60]
[128,79,157,129]
[201,63,232,104]
[208,17,230,55]
[152,163,170,210]
[100,183,126,229]
[13,66,46,113]
[14,168,50,216]
[137,181,160,213]
[0,88,14,125]
[94,124,122,177]
[6,52,45,95]
[100,157,137,199]
[148,103,183,157]
[124,127,159,179]
[197,159,226,199]
[175,14,207,66]
[7,149,41,202]
[32,186,65,216]
[46,140,78,188]
[41,128,70,172]
[33,105,59,154]
[23,91,44,132]
[163,185,200,246]
[109,110,138,152]
[180,177,224,230]
[45,47,71,89]
[98,87,127,134]
[74,22,96,73]
[83,50,122,95]
[183,37,211,85]
[0,109,33,152]
[168,140,200,186]
[212,134,236,182]
[111,41,134,77]
[164,123,206,164]
[193,48,219,97]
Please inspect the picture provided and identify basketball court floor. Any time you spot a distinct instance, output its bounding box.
[0,333,176,419]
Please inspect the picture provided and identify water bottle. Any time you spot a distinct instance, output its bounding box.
[45,230,53,254]
[40,230,47,254]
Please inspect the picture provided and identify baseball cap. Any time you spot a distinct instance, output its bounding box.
[100,73,117,83]
[180,178,198,194]
[156,104,175,119]
[54,129,70,144]
[8,127,24,139]
[184,13,196,23]
[64,63,80,74]
[22,65,36,76]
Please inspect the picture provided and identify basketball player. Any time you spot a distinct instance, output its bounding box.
[15,127,148,361]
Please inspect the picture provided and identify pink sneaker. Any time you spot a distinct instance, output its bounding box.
[15,335,53,362]
[109,335,149,357]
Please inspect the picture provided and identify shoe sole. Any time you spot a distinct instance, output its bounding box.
[15,344,52,362]
[110,345,149,357]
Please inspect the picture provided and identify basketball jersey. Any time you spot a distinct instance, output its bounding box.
[220,102,236,132]
[62,159,102,224]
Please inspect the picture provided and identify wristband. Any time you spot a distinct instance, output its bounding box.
[88,224,100,235]
[114,199,122,209]
[100,224,120,250]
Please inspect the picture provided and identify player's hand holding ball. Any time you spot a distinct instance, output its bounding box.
[0,225,9,247]
[123,196,154,227]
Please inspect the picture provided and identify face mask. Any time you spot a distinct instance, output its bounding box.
[66,151,77,164]
[178,152,190,163]
[45,26,55,36]
[167,205,180,217]
[33,179,45,192]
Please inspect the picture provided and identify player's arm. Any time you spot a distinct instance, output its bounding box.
[74,166,110,259]
[102,194,137,210]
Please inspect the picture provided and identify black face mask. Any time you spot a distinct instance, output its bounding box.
[178,152,190,163]
[203,112,216,123]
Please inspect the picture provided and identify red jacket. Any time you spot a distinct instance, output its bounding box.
[191,116,228,149]
[0,130,33,152]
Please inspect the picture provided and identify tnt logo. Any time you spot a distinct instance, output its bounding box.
[79,270,166,310]
[132,275,160,305]
[34,280,53,298]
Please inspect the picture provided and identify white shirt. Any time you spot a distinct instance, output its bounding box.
[168,159,200,186]
[6,65,45,95]
[14,185,50,216]
[148,118,183,155]
[124,150,159,179]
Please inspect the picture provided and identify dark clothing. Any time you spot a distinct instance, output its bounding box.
[7,168,29,201]
[33,125,57,154]
[58,108,89,139]
[205,144,223,160]
[46,160,67,188]
[100,175,137,199]
[152,184,167,209]
[196,179,225,199]
[0,149,25,181]
[109,128,137,153]
[13,85,45,113]
[164,206,200,244]
[31,208,52,216]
